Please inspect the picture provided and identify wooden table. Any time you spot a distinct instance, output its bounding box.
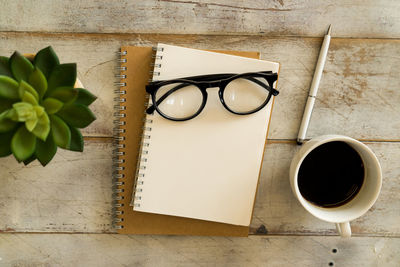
[1,1,399,266]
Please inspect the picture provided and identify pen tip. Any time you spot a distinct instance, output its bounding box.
[296,138,304,145]
[327,24,332,35]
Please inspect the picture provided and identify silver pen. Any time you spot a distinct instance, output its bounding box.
[297,25,332,145]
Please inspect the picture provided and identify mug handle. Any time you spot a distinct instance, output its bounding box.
[336,222,351,237]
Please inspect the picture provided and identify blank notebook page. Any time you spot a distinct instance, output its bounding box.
[133,43,279,226]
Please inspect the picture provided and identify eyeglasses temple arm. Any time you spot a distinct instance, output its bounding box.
[245,77,279,96]
[172,72,274,82]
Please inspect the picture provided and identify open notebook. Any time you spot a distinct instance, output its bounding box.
[130,44,279,226]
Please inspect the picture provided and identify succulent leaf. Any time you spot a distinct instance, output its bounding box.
[33,105,45,117]
[10,52,34,82]
[0,75,19,100]
[23,154,37,166]
[12,102,35,122]
[35,133,57,166]
[12,101,42,133]
[11,125,36,161]
[74,88,97,106]
[48,87,78,103]
[0,119,17,133]
[42,97,63,114]
[25,117,38,132]
[0,130,15,157]
[57,103,96,128]
[68,125,84,152]
[50,114,71,149]
[0,56,12,77]
[0,98,15,113]
[0,109,18,133]
[32,112,50,141]
[33,46,60,79]
[28,68,47,98]
[22,91,38,105]
[47,63,76,95]
[6,108,18,121]
[18,80,39,102]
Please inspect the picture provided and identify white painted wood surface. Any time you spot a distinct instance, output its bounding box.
[0,234,399,267]
[0,140,113,233]
[252,141,400,236]
[1,33,399,140]
[0,140,398,236]
[1,0,400,38]
[1,0,399,265]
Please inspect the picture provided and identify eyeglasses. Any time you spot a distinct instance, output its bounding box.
[145,71,279,121]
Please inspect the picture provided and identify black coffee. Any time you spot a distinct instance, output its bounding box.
[298,141,364,208]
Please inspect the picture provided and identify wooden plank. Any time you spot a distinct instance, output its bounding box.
[0,234,399,266]
[1,32,399,140]
[0,140,399,236]
[251,141,400,236]
[1,1,400,38]
[0,139,113,233]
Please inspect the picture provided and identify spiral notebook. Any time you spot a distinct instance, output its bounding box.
[113,44,279,235]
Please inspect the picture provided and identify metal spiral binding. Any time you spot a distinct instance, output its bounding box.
[148,47,164,83]
[130,45,163,208]
[131,97,152,208]
[112,49,128,230]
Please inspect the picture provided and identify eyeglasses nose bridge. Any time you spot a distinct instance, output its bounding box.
[199,87,208,100]
[200,80,221,89]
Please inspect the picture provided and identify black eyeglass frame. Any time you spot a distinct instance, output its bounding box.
[145,71,279,121]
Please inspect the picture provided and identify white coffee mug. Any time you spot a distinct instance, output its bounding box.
[289,135,382,237]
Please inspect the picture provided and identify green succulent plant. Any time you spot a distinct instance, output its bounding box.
[0,46,96,166]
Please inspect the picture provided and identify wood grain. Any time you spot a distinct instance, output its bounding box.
[1,32,399,140]
[0,140,398,236]
[0,139,113,233]
[0,234,399,266]
[251,141,400,236]
[1,1,399,265]
[1,1,400,38]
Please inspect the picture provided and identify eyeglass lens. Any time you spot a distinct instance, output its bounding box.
[223,77,270,113]
[155,83,203,120]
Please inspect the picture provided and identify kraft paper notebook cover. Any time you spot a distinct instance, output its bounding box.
[113,45,279,235]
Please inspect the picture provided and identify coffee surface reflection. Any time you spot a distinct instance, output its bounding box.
[298,141,365,208]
